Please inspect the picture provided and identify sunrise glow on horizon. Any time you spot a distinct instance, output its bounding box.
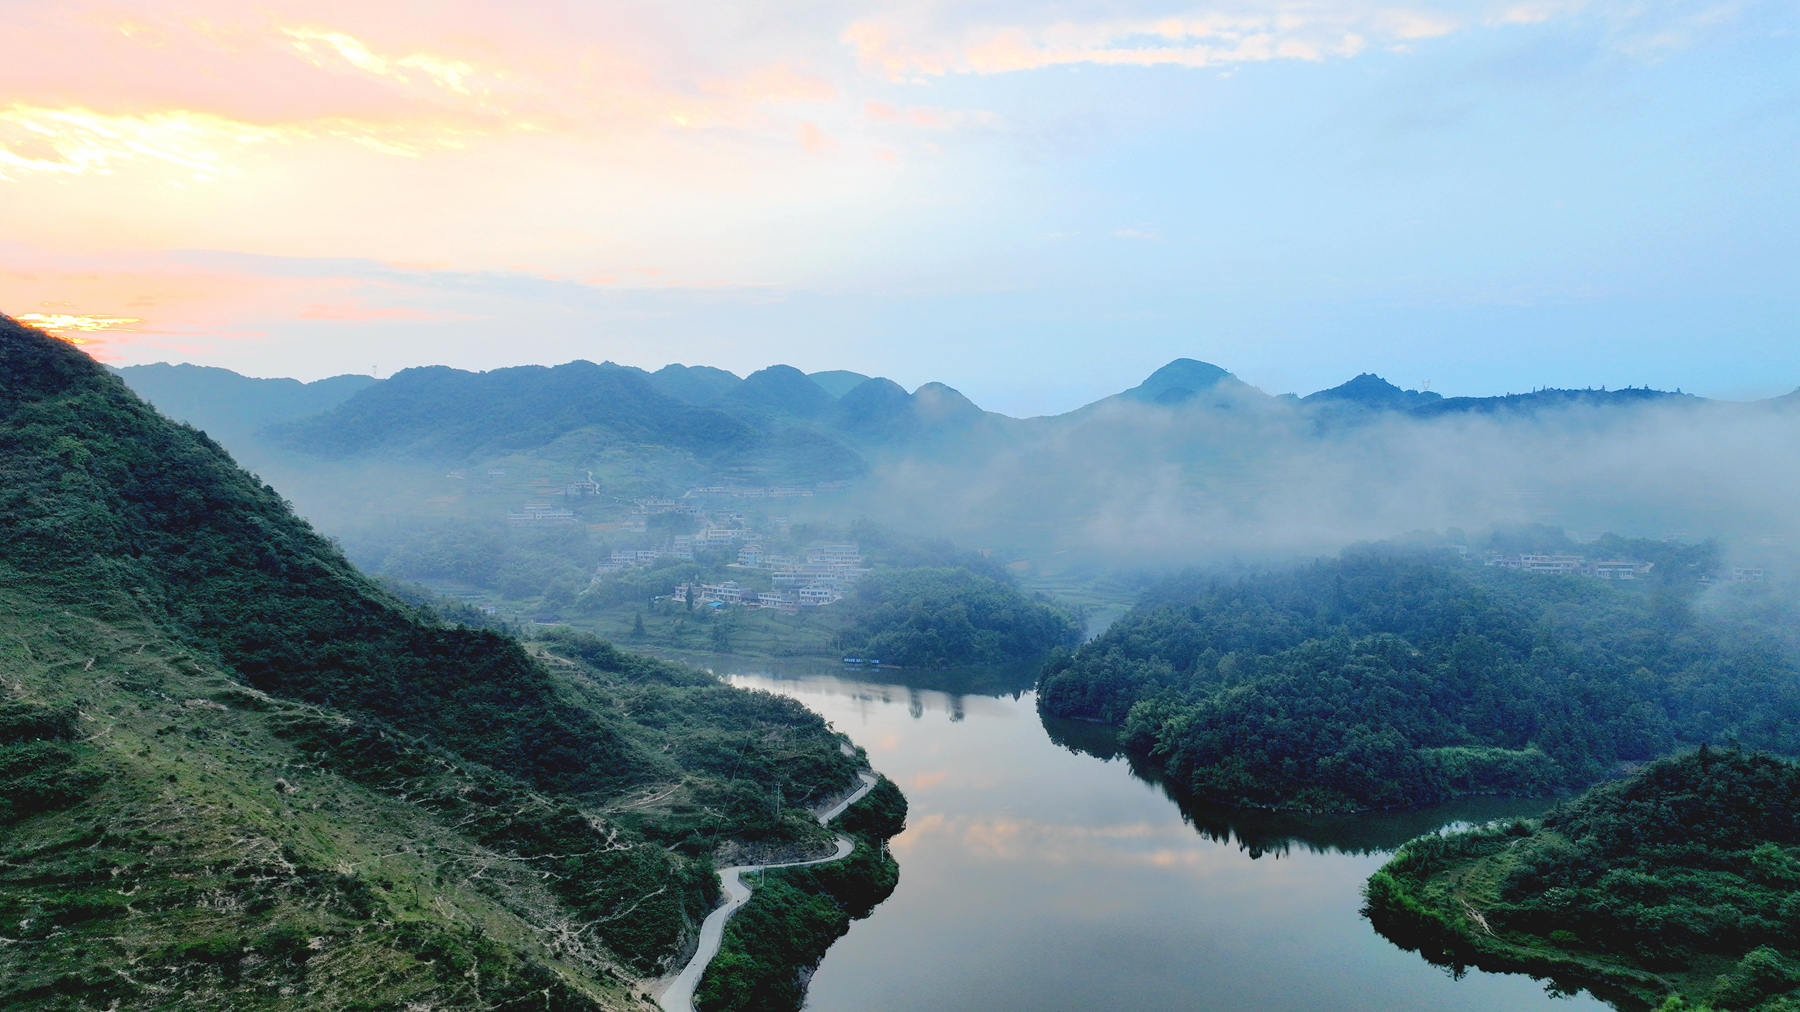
[1,0,1794,414]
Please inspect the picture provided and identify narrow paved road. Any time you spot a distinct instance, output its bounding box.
[657,771,881,1012]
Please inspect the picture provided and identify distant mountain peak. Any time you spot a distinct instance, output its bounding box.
[911,382,983,423]
[825,377,986,444]
[1302,373,1442,409]
[808,370,873,399]
[725,364,835,418]
[646,363,740,405]
[1120,359,1235,405]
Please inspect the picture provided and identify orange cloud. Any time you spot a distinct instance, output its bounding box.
[0,1,988,277]
[798,120,837,152]
[0,252,480,359]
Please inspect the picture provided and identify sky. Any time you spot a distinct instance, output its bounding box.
[0,0,1794,417]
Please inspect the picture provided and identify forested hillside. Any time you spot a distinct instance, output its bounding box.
[0,317,899,1010]
[1039,546,1800,810]
[1367,749,1800,1010]
[110,362,376,449]
[835,567,1080,668]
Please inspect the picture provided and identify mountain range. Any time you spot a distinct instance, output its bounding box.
[104,348,1800,570]
[114,355,1779,468]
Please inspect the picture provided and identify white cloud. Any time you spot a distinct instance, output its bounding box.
[844,3,1474,81]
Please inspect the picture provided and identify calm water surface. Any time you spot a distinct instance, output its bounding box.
[720,662,1608,1012]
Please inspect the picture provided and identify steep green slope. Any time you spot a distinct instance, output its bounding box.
[0,317,888,1009]
[0,596,663,1010]
[1039,547,1800,810]
[1366,749,1800,1011]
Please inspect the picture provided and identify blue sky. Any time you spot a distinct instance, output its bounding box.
[2,0,1794,415]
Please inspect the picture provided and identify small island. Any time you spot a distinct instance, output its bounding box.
[1365,748,1800,1011]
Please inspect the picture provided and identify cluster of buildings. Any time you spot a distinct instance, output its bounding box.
[1485,554,1654,579]
[662,581,807,615]
[595,525,763,571]
[1485,553,1767,583]
[506,502,577,525]
[733,542,868,606]
[682,482,850,499]
[500,471,849,529]
[603,540,870,613]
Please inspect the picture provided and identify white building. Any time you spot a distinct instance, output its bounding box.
[507,503,576,525]
[1520,554,1585,575]
[1592,560,1654,580]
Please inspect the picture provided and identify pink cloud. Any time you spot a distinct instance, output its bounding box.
[798,120,837,152]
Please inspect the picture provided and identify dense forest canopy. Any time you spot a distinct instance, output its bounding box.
[1039,544,1800,810]
[835,567,1081,668]
[1367,749,1800,1011]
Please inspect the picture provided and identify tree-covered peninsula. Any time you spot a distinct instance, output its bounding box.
[835,566,1081,668]
[1366,749,1800,1011]
[1038,547,1800,811]
[0,316,903,1010]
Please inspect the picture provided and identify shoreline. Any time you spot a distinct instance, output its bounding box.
[653,770,881,1012]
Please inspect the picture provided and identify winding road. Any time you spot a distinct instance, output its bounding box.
[657,770,881,1012]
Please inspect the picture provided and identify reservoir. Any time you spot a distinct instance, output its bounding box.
[718,662,1610,1012]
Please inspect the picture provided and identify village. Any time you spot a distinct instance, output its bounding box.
[1483,552,1765,583]
[566,483,871,614]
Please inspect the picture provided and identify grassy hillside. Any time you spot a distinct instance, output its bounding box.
[0,316,890,1009]
[1366,749,1800,1011]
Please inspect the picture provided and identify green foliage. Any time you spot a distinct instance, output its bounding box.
[0,318,902,1007]
[262,359,868,484]
[1481,523,1722,589]
[0,701,105,823]
[695,778,907,1012]
[842,518,1013,582]
[583,560,710,608]
[1496,750,1800,971]
[1367,751,1800,1010]
[830,775,907,841]
[1041,548,1800,809]
[534,628,862,848]
[838,567,1080,667]
[268,360,758,462]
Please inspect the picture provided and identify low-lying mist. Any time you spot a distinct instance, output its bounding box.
[845,395,1800,572]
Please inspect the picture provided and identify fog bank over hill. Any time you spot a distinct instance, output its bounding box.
[851,370,1800,569]
[809,362,1799,571]
[109,355,1800,575]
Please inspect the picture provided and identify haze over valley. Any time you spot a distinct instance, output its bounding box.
[4,0,1796,1006]
[115,355,1800,581]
